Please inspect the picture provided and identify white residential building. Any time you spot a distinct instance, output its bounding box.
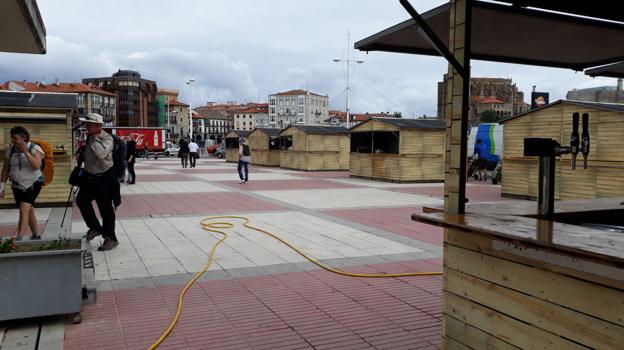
[268,89,329,128]
[234,104,269,131]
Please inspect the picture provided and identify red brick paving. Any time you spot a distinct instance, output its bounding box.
[65,258,442,350]
[173,168,267,174]
[0,223,46,237]
[323,207,443,246]
[291,172,351,179]
[218,179,362,191]
[73,192,285,219]
[391,183,519,203]
[135,174,194,182]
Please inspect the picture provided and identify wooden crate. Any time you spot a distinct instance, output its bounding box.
[502,101,624,199]
[248,129,280,166]
[1,111,74,207]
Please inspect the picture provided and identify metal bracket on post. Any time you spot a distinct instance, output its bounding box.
[399,0,468,79]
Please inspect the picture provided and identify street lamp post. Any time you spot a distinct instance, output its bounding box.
[333,31,363,128]
[186,78,194,140]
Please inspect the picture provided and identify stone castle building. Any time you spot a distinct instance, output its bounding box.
[438,75,529,125]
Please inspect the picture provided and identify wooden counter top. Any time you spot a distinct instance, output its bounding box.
[413,198,624,265]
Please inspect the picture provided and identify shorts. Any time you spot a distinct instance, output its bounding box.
[477,158,487,170]
[12,181,43,205]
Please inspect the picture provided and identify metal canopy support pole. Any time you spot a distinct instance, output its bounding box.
[444,0,471,215]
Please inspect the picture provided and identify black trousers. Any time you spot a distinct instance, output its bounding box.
[127,161,136,183]
[190,152,197,167]
[77,170,117,241]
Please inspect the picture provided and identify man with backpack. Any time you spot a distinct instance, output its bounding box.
[76,113,119,251]
[238,138,251,184]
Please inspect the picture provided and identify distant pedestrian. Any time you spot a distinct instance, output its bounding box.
[76,113,119,251]
[238,138,251,184]
[474,139,488,181]
[179,139,190,168]
[0,126,45,241]
[189,139,198,168]
[126,140,136,184]
[144,144,151,159]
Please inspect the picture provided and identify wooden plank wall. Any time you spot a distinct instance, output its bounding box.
[225,149,238,163]
[280,128,349,171]
[502,104,624,199]
[0,113,74,207]
[443,227,624,349]
[349,120,445,182]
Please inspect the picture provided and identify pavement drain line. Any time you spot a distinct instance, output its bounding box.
[147,215,443,350]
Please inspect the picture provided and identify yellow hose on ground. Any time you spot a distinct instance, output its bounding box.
[147,215,443,350]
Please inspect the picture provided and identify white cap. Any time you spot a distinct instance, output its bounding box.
[79,113,104,124]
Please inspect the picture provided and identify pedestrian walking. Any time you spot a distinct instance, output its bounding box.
[126,139,136,184]
[188,139,198,168]
[76,113,119,251]
[238,138,251,184]
[179,139,190,168]
[0,126,45,240]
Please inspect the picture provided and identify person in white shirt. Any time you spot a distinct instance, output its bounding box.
[0,126,45,241]
[188,140,199,168]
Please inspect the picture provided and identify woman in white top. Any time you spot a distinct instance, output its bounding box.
[0,126,45,240]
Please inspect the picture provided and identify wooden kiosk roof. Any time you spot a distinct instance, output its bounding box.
[279,125,348,135]
[250,128,282,137]
[499,100,624,123]
[225,130,251,138]
[351,117,446,131]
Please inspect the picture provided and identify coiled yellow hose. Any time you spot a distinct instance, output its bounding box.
[147,215,442,349]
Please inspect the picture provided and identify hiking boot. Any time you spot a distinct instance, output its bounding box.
[83,229,102,241]
[98,239,119,251]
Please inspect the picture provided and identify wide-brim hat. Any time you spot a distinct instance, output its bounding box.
[79,113,104,124]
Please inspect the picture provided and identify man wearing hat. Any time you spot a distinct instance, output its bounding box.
[76,113,119,251]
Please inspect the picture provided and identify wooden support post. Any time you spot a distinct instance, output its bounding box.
[444,0,471,214]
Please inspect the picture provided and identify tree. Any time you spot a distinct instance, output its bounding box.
[392,111,403,118]
[480,109,501,123]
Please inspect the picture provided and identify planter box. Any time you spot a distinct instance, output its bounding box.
[0,239,85,321]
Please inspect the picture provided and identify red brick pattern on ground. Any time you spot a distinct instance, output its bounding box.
[65,258,442,350]
[291,172,351,179]
[392,183,513,203]
[0,223,46,237]
[323,207,443,246]
[218,179,362,191]
[173,168,267,174]
[135,174,194,182]
[73,192,285,219]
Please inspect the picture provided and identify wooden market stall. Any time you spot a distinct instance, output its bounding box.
[500,100,624,200]
[224,130,249,163]
[278,125,349,171]
[247,128,281,166]
[349,117,446,182]
[0,91,77,208]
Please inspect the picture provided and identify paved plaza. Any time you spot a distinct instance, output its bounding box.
[1,157,516,350]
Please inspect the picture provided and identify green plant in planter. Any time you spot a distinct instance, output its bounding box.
[0,238,17,254]
[31,237,75,252]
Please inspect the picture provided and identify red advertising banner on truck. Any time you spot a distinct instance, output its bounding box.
[104,127,166,152]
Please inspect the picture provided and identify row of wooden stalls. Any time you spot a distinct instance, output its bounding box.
[224,118,447,181]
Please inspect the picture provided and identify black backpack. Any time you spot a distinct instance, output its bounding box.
[111,134,127,179]
[242,144,251,156]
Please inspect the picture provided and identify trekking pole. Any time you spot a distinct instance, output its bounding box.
[61,186,74,227]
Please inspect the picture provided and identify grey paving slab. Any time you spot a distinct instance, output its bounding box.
[0,323,38,350]
[37,317,64,350]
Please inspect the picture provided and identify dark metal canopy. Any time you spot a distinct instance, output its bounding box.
[585,61,624,78]
[355,1,624,70]
[0,0,46,54]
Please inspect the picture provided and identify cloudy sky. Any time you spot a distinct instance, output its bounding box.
[0,0,617,117]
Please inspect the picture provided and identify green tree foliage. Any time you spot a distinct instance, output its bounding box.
[480,109,501,123]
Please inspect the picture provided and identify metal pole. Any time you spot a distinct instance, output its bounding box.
[188,82,193,140]
[346,31,351,129]
[166,100,170,142]
[538,155,555,219]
